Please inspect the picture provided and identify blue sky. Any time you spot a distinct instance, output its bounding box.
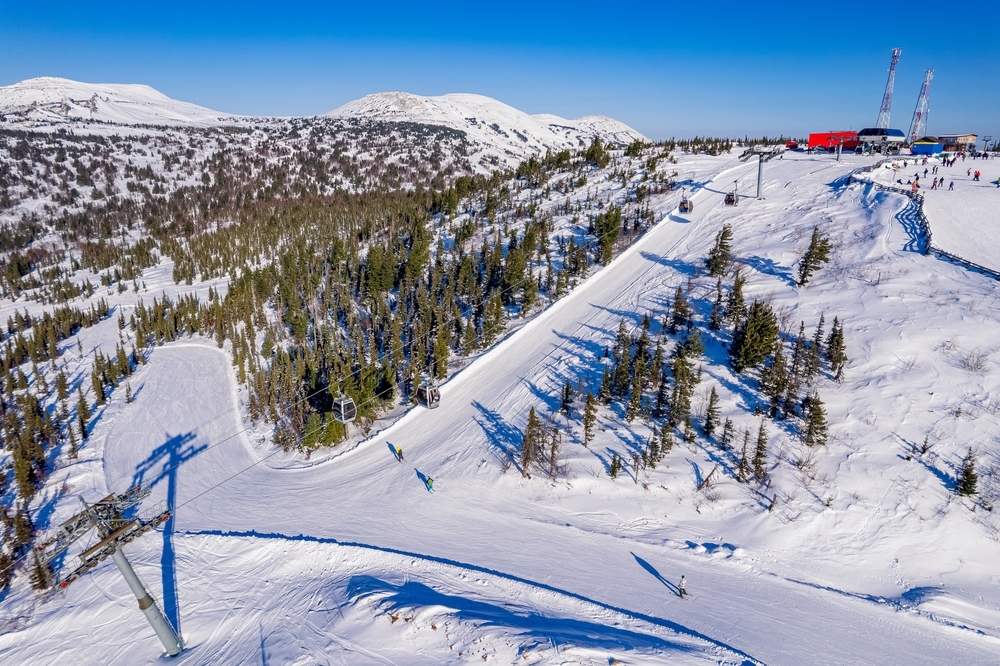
[1,1,997,141]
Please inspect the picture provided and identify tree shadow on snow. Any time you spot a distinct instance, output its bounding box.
[472,401,523,475]
[130,432,204,637]
[741,255,796,287]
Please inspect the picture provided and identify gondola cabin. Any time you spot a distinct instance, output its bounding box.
[417,385,441,409]
[332,397,357,423]
[724,191,739,206]
[679,197,693,213]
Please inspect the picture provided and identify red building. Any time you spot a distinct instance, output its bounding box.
[808,131,859,150]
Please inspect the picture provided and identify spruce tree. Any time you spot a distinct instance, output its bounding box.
[583,391,597,447]
[806,314,825,381]
[759,337,789,418]
[797,226,832,286]
[626,371,642,422]
[803,392,828,447]
[753,420,768,481]
[609,452,622,478]
[653,371,669,417]
[668,286,692,334]
[956,448,978,496]
[720,417,735,450]
[521,407,543,477]
[703,386,720,438]
[826,316,847,381]
[706,223,734,277]
[708,278,724,331]
[560,379,574,414]
[737,428,751,482]
[76,387,90,439]
[729,301,779,373]
[725,270,747,331]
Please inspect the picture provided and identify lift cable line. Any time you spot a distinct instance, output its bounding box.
[907,69,934,145]
[876,47,902,129]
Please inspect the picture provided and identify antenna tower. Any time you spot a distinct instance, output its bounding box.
[876,48,902,129]
[907,69,934,144]
[33,486,183,656]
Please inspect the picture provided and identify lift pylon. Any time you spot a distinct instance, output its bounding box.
[738,146,784,199]
[34,487,182,656]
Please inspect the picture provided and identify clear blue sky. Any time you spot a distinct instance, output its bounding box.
[1,1,997,141]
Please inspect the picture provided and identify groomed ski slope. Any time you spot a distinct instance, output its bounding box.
[3,151,1000,665]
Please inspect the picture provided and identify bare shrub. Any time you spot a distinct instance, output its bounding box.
[959,348,989,374]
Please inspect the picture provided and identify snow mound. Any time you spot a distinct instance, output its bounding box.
[327,91,647,160]
[0,77,240,126]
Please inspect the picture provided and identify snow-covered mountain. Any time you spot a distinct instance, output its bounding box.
[0,77,241,126]
[327,91,646,160]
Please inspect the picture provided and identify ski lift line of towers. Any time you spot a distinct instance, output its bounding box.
[677,144,781,213]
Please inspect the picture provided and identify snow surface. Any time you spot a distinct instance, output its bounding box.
[3,151,1000,665]
[0,77,243,126]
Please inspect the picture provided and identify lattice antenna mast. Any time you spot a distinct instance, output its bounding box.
[34,486,182,656]
[876,48,902,129]
[907,69,934,144]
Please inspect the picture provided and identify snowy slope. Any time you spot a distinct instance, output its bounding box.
[3,151,1000,664]
[328,91,647,163]
[0,77,242,126]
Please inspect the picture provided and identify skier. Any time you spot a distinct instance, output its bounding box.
[973,171,980,181]
[397,447,404,462]
[678,575,687,599]
[949,181,955,191]
[426,477,434,491]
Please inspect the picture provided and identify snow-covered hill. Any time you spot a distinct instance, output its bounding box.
[0,77,241,126]
[328,91,646,164]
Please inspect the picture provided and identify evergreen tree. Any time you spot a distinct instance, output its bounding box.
[806,314,825,381]
[729,301,779,373]
[703,386,720,437]
[560,379,574,414]
[482,291,506,346]
[706,224,734,277]
[737,428,751,482]
[609,452,622,478]
[725,270,747,331]
[668,286,692,334]
[583,391,597,447]
[803,392,829,447]
[759,337,789,418]
[626,371,642,422]
[76,387,90,439]
[753,420,768,481]
[599,367,612,405]
[708,278,724,331]
[653,371,669,417]
[956,448,978,496]
[797,226,832,286]
[520,406,544,477]
[660,427,675,457]
[826,316,847,381]
[720,417,735,450]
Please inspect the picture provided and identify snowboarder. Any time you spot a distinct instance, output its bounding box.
[678,575,687,598]
[973,171,980,181]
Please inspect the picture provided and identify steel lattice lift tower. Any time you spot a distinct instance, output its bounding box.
[876,48,902,129]
[907,69,934,144]
[33,486,183,656]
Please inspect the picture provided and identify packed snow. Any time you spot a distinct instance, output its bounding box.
[2,148,1000,664]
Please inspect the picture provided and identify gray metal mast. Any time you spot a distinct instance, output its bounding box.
[738,146,784,198]
[34,487,182,656]
[876,48,902,129]
[907,69,934,144]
